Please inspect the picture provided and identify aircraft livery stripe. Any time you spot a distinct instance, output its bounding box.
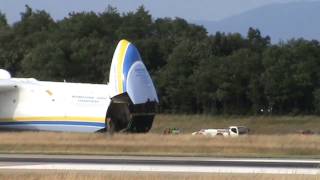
[0,116,105,123]
[0,121,105,127]
[116,40,130,93]
[122,43,141,92]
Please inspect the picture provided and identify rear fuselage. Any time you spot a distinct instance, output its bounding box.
[0,78,110,132]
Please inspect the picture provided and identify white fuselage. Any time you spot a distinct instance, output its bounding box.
[0,78,111,132]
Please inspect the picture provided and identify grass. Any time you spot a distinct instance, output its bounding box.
[0,171,319,180]
[0,132,320,157]
[151,114,320,134]
[0,115,320,157]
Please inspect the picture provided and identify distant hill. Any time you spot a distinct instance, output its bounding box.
[194,1,320,43]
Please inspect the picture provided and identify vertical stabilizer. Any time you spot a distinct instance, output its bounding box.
[109,40,158,104]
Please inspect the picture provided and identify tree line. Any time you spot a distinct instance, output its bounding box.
[1,5,320,115]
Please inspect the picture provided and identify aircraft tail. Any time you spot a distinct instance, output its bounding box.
[106,40,158,133]
[109,40,158,104]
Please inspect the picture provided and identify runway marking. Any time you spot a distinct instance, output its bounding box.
[0,155,319,175]
[0,163,319,175]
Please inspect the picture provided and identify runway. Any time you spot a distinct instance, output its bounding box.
[0,154,319,175]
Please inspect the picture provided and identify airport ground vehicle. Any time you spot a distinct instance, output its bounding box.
[192,126,249,137]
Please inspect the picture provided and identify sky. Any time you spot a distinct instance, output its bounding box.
[0,0,316,24]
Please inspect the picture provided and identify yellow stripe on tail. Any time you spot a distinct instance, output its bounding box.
[116,40,130,93]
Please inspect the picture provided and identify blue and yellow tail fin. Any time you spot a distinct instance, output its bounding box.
[109,40,158,104]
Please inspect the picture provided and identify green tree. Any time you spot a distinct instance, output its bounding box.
[116,6,152,40]
[313,88,320,114]
[247,27,271,52]
[15,5,55,35]
[67,37,111,83]
[0,12,11,70]
[20,41,67,81]
[262,39,319,114]
[213,49,261,114]
[208,32,246,56]
[99,6,122,41]
[158,40,210,113]
[0,12,7,27]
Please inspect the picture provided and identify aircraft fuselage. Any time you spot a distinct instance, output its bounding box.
[0,78,110,132]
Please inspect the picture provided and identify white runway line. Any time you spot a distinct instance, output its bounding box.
[0,163,319,175]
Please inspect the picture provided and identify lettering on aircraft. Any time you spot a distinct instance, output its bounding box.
[71,95,108,104]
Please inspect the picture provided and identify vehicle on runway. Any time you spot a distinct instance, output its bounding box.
[0,40,158,133]
[192,126,249,137]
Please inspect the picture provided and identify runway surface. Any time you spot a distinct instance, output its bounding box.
[0,154,319,175]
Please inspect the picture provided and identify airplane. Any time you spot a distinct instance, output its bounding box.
[0,39,158,133]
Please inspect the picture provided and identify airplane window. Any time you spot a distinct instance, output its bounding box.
[231,128,237,134]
